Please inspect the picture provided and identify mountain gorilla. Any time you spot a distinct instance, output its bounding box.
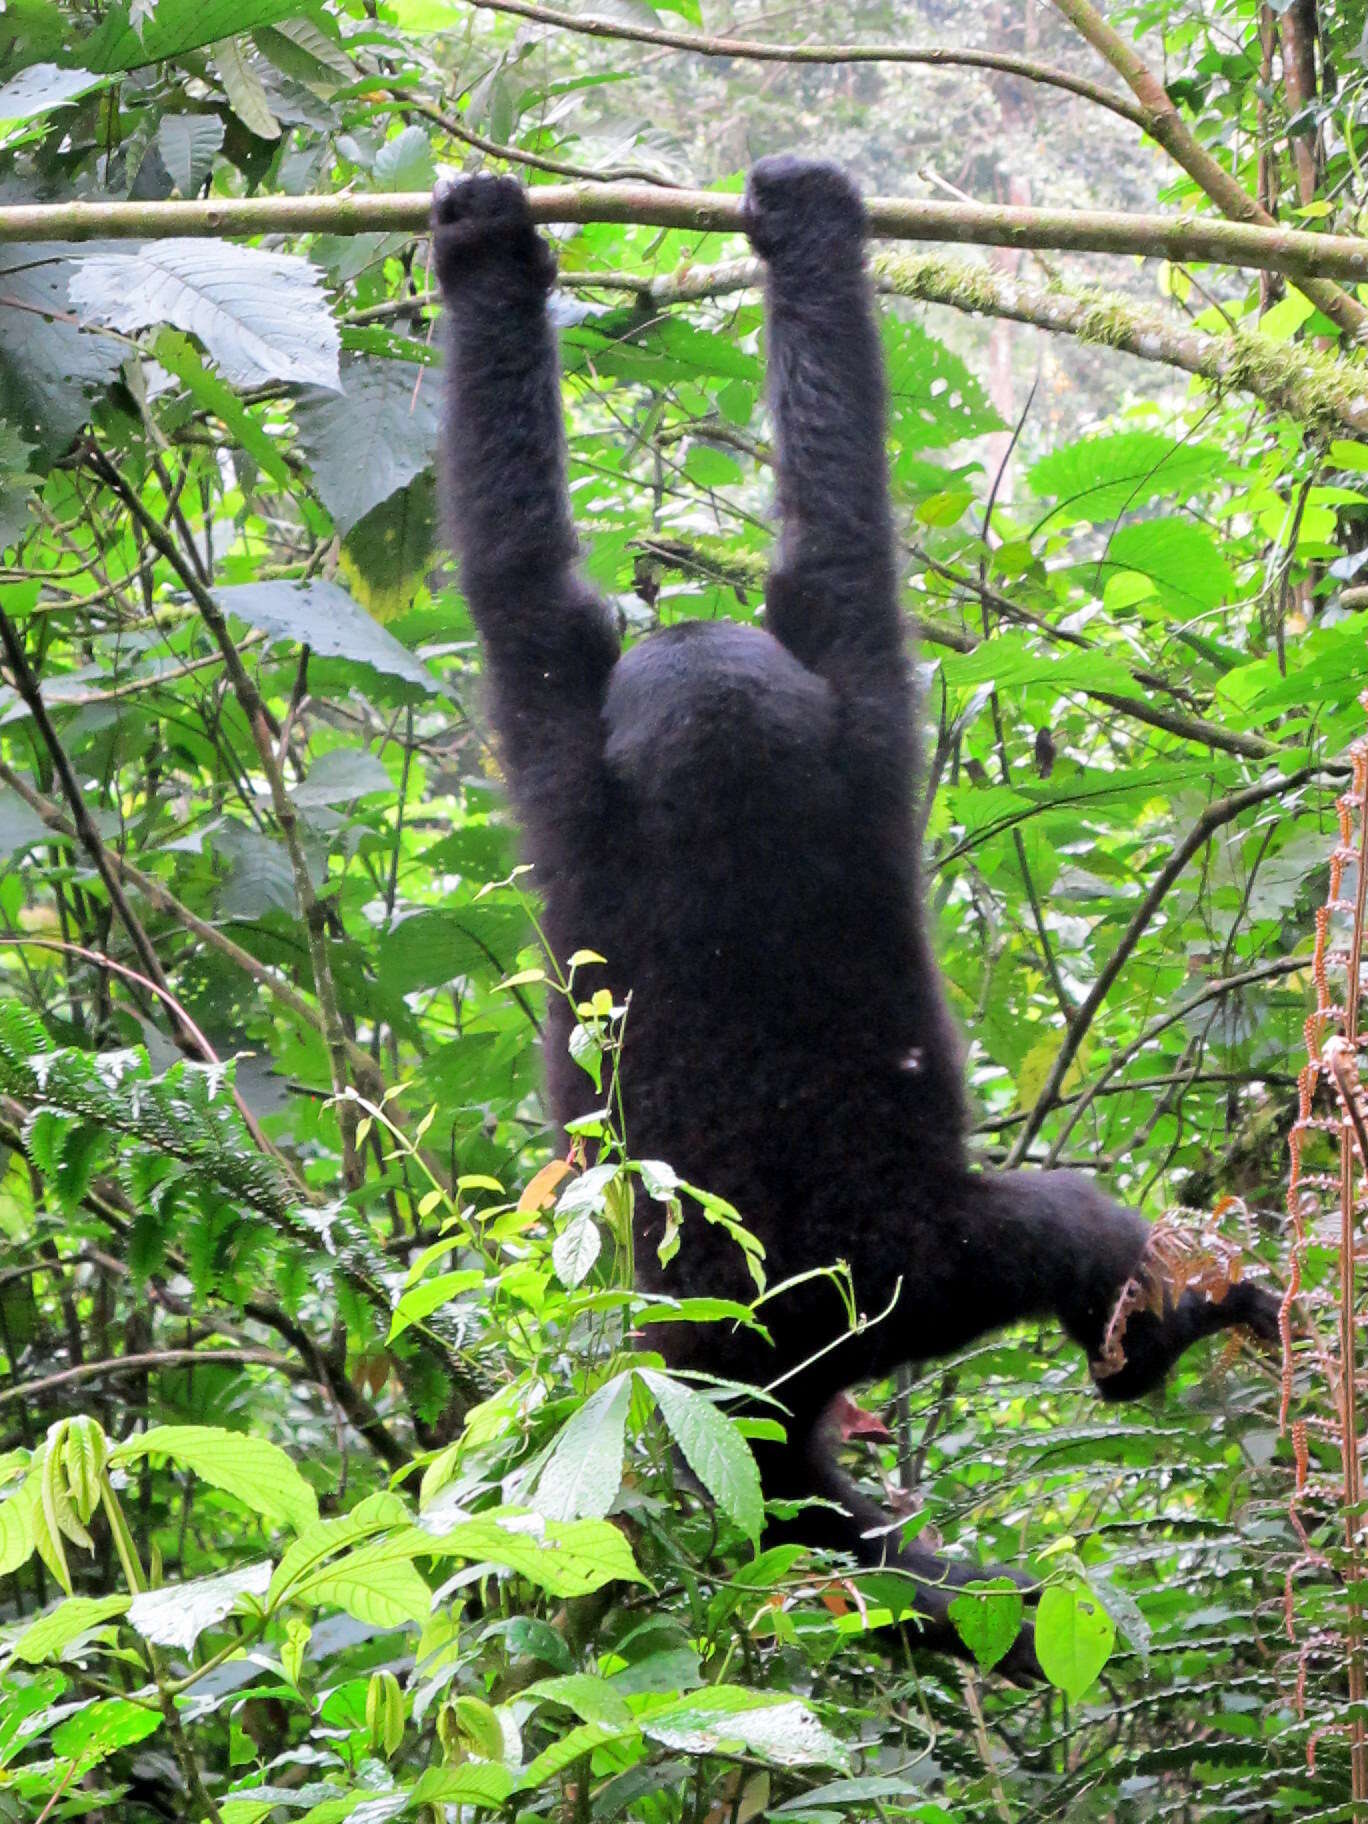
[431,157,1281,1677]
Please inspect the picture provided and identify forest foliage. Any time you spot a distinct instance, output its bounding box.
[0,0,1367,1819]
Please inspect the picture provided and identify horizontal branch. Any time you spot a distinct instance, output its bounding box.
[463,0,1148,127]
[0,1346,292,1408]
[9,186,1368,283]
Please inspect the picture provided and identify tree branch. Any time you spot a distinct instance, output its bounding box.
[462,0,1149,128]
[1049,0,1368,339]
[9,188,1368,283]
[0,1347,293,1409]
[1005,772,1317,1164]
[1041,956,1309,1162]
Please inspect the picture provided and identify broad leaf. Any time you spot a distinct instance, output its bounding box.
[215,580,436,690]
[1035,1578,1115,1702]
[111,1425,318,1531]
[947,1577,1025,1671]
[69,241,339,389]
[127,1562,271,1653]
[417,1502,645,1596]
[637,1369,763,1540]
[644,1686,848,1767]
[0,65,108,122]
[295,357,439,535]
[0,246,123,461]
[534,1373,631,1520]
[1027,430,1225,525]
[9,1593,130,1665]
[156,113,226,196]
[78,0,308,71]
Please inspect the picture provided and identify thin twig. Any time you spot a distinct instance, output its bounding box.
[0,1346,293,1408]
[464,0,1148,126]
[1007,769,1318,1162]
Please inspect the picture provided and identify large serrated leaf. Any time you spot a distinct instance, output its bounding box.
[69,241,337,389]
[533,1373,631,1520]
[295,357,439,535]
[637,1369,762,1540]
[111,1425,318,1531]
[215,580,436,690]
[1102,517,1234,614]
[882,314,1000,453]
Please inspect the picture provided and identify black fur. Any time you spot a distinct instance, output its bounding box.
[432,159,1280,1678]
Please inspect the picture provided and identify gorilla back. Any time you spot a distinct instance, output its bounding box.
[432,157,1281,1677]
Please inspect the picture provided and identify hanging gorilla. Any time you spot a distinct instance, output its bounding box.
[430,156,1281,1678]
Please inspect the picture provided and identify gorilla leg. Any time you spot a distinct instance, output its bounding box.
[756,1411,1042,1680]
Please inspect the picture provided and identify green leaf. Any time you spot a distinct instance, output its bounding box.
[517,1718,629,1788]
[419,1504,646,1596]
[534,1373,631,1520]
[941,631,1135,695]
[0,1482,34,1576]
[69,241,338,389]
[1027,430,1224,525]
[216,580,436,690]
[524,1672,632,1727]
[294,357,439,536]
[211,36,281,139]
[881,314,1000,451]
[268,1489,410,1608]
[291,747,393,807]
[9,1594,130,1665]
[78,0,308,70]
[947,1577,1025,1672]
[409,1763,517,1809]
[637,1369,763,1540]
[291,1538,433,1627]
[387,1268,484,1343]
[1101,518,1234,615]
[51,1695,161,1763]
[153,329,292,487]
[373,124,435,192]
[551,1211,602,1288]
[156,113,225,195]
[1035,1578,1115,1702]
[643,1686,848,1767]
[127,1562,271,1653]
[0,246,123,462]
[111,1425,318,1531]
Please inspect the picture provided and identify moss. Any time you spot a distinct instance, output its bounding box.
[873,249,1368,432]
